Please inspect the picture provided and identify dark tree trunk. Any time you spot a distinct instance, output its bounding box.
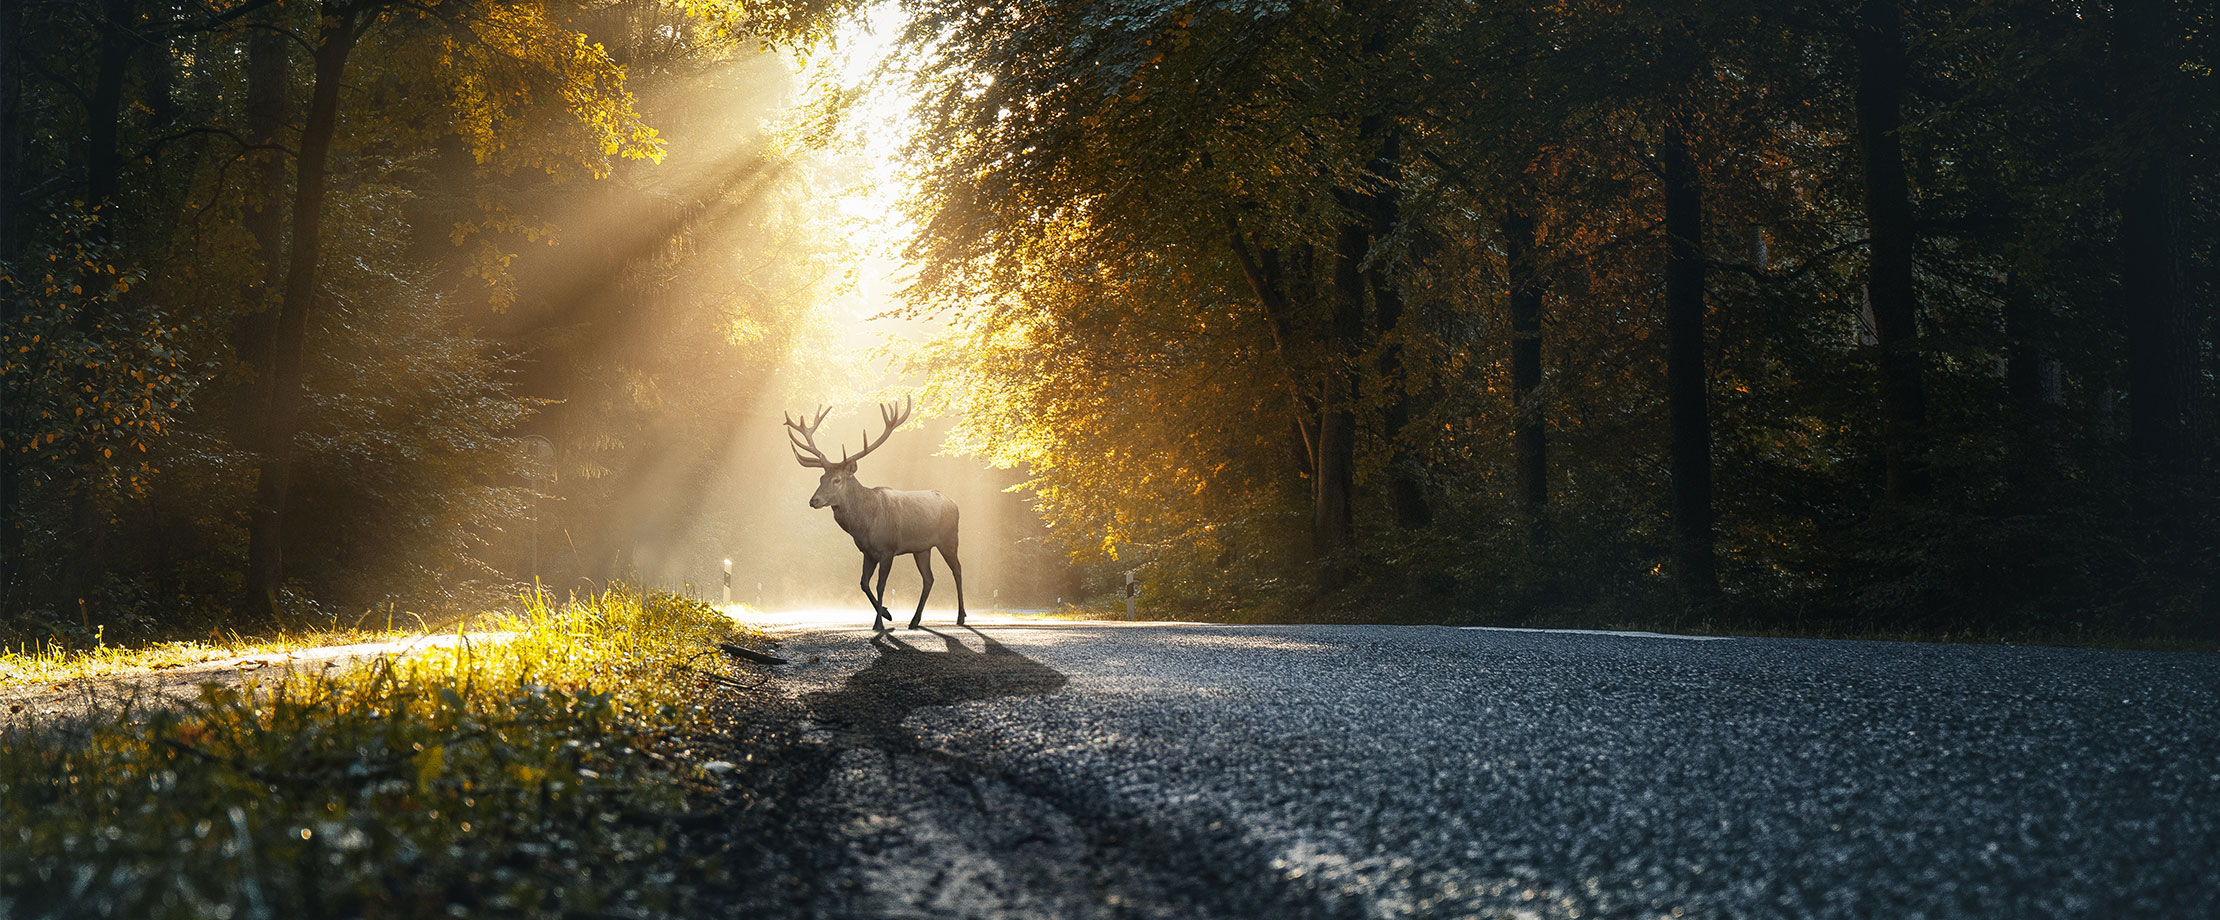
[1367,131,1431,531]
[137,14,178,154]
[0,0,20,259]
[1662,118,1717,603]
[2111,0,2197,478]
[2000,270,2054,410]
[2119,152,2195,476]
[1319,208,1363,576]
[1853,0,1930,500]
[85,0,133,205]
[233,25,291,440]
[1232,215,1354,582]
[2000,267,2063,490]
[243,7,362,617]
[0,0,23,616]
[1503,204,1548,543]
[135,12,203,241]
[1226,220,1319,479]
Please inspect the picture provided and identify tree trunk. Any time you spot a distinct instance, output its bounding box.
[2119,151,2194,476]
[243,7,362,617]
[1503,204,1548,544]
[140,25,176,132]
[2000,267,2063,491]
[1226,220,1319,479]
[0,0,23,617]
[1662,117,1717,603]
[1321,196,1369,584]
[2112,0,2197,478]
[1366,131,1430,532]
[0,0,20,260]
[1853,0,1929,500]
[233,25,290,440]
[136,11,206,248]
[85,0,133,205]
[2001,270,2053,409]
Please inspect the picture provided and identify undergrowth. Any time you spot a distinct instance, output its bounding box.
[0,588,763,919]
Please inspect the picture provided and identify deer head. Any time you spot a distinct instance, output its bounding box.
[784,396,914,509]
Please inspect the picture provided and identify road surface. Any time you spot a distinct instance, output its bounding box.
[713,610,2220,919]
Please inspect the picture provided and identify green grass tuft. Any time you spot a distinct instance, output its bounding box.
[0,587,759,919]
[0,626,416,688]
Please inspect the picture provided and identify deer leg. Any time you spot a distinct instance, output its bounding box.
[860,556,889,626]
[942,545,967,625]
[874,556,896,625]
[909,550,934,629]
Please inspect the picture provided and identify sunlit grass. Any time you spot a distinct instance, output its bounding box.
[0,626,414,688]
[0,588,765,919]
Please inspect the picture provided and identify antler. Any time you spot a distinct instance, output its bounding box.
[784,397,913,468]
[844,395,914,465]
[783,405,834,468]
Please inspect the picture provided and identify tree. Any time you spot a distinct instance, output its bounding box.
[1851,0,1930,501]
[243,0,378,617]
[1661,113,1718,602]
[2110,0,2201,480]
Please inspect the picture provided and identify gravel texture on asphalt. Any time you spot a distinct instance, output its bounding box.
[714,613,2220,919]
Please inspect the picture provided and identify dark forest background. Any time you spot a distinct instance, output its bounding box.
[894,0,2217,640]
[3,0,2215,644]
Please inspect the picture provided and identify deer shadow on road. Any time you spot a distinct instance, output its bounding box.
[731,627,1367,920]
[800,627,1069,737]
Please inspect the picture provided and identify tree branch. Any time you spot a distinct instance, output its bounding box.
[1708,236,1871,285]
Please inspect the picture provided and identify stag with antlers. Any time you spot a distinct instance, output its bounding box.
[785,397,967,629]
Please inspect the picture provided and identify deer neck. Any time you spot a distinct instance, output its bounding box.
[830,475,879,528]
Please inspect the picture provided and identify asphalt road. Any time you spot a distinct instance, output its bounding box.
[715,611,2220,920]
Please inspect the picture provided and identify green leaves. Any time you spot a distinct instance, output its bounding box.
[0,209,201,499]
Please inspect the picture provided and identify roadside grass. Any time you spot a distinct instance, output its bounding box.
[0,625,417,688]
[0,588,767,919]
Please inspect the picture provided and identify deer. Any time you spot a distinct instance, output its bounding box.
[785,396,967,630]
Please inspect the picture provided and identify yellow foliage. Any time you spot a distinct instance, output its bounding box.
[440,2,664,180]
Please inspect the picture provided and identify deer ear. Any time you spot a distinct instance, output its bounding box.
[840,460,859,474]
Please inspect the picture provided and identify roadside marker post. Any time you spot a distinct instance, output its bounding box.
[722,559,733,606]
